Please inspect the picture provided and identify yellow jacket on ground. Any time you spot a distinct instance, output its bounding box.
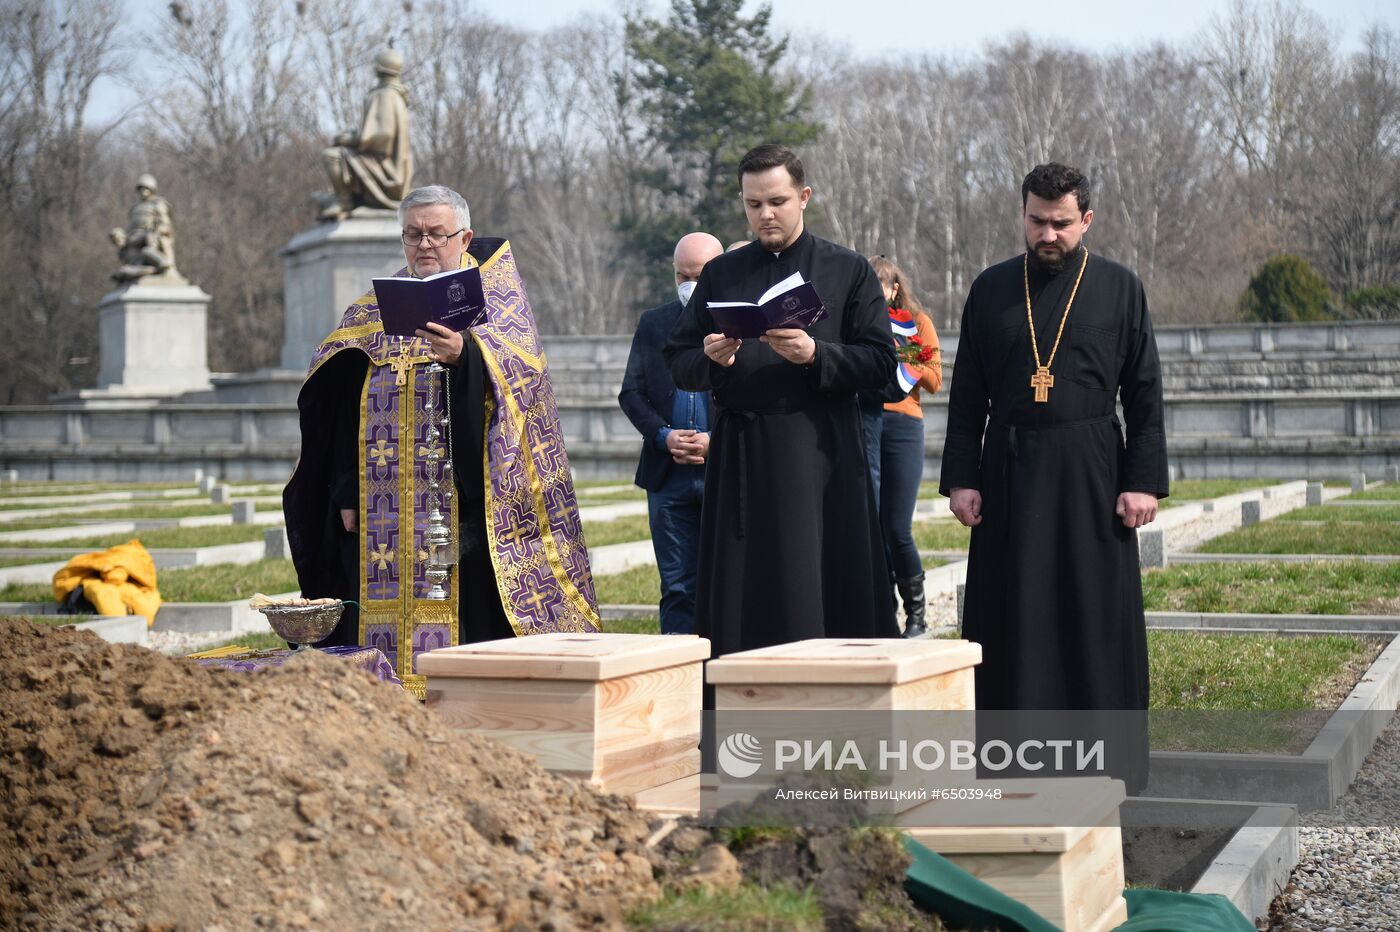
[52,540,162,626]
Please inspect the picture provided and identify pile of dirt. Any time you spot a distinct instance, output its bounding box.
[1,623,944,931]
[1,623,660,930]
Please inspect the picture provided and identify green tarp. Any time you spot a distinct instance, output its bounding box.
[902,836,1255,932]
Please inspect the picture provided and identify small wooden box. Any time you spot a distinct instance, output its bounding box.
[898,778,1128,932]
[419,633,709,796]
[706,638,981,711]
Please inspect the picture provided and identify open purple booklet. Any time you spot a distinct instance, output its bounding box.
[374,265,487,337]
[707,272,828,339]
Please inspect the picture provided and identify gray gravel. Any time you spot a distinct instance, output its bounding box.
[1268,708,1400,931]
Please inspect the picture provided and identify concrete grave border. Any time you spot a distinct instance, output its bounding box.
[1145,631,1400,810]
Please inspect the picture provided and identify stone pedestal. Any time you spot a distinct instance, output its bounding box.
[280,211,403,370]
[96,280,212,395]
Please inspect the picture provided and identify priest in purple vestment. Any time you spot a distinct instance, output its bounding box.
[284,185,600,698]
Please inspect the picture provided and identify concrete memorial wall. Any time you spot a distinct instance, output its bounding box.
[3,319,1399,482]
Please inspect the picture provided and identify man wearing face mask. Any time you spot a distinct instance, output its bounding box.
[619,232,725,634]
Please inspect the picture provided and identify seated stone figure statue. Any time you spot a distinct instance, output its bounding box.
[318,49,413,221]
[110,174,178,283]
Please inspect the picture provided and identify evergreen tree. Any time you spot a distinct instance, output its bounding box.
[1238,255,1336,322]
[623,0,822,269]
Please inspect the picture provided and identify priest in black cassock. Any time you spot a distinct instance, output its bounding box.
[664,144,899,660]
[940,163,1167,787]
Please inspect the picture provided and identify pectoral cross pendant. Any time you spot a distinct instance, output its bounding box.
[389,349,415,387]
[1031,366,1054,403]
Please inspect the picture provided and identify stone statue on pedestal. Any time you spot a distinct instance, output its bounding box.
[316,49,413,222]
[110,174,180,283]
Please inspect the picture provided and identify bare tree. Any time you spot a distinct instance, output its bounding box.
[0,0,126,401]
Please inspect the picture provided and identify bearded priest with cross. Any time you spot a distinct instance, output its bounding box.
[939,163,1167,788]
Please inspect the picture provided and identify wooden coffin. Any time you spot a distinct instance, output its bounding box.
[419,632,709,795]
[706,638,982,711]
[898,777,1129,932]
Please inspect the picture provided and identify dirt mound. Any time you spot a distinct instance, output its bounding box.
[1,622,660,930]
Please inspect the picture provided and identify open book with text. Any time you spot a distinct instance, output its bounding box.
[707,272,828,339]
[374,265,487,337]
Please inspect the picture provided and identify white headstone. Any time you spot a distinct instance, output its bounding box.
[264,526,291,560]
[1242,499,1261,526]
[231,500,257,524]
[1386,465,1400,484]
[1306,482,1324,507]
[211,484,231,504]
[1138,527,1167,568]
[199,475,217,494]
[1352,473,1367,493]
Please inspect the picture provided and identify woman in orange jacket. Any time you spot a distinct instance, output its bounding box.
[866,256,943,637]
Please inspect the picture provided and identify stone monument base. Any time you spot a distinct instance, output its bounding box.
[280,210,403,370]
[95,279,212,396]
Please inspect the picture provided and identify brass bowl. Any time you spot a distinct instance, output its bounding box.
[257,601,345,650]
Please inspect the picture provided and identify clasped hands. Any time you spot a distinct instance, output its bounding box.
[666,429,709,465]
[949,488,1158,529]
[703,329,815,367]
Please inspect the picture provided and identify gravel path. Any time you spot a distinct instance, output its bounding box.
[1268,708,1400,931]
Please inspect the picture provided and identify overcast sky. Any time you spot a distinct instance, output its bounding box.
[90,0,1400,121]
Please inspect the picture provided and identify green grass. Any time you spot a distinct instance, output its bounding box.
[911,520,971,552]
[1340,486,1400,501]
[0,558,298,604]
[594,565,662,606]
[188,630,290,653]
[582,514,652,547]
[627,882,824,930]
[603,615,661,634]
[0,503,240,533]
[1194,521,1400,555]
[1149,631,1377,711]
[1,614,72,626]
[1274,503,1400,523]
[1166,479,1278,501]
[1143,561,1400,614]
[576,488,647,504]
[0,525,273,565]
[0,481,198,498]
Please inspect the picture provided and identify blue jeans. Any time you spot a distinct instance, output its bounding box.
[647,464,705,634]
[879,410,925,579]
[859,397,885,507]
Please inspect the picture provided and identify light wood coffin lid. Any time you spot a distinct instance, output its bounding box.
[706,638,982,685]
[416,632,711,681]
[898,778,1127,852]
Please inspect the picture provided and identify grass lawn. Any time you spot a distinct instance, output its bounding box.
[191,630,290,653]
[0,558,298,604]
[1339,486,1400,501]
[628,884,823,931]
[604,615,661,634]
[1274,503,1400,522]
[595,565,661,606]
[1148,630,1386,752]
[1149,631,1380,711]
[0,503,240,533]
[576,487,647,504]
[1166,478,1278,501]
[1142,561,1400,614]
[911,520,971,552]
[1193,520,1400,555]
[1,615,72,626]
[582,514,652,547]
[0,525,274,565]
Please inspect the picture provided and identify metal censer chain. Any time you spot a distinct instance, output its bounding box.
[421,361,457,600]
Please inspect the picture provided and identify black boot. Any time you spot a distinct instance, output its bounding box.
[896,573,927,638]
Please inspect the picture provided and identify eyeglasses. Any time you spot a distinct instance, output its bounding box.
[401,228,465,247]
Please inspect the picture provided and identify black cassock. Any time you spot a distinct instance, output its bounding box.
[940,246,1168,714]
[664,229,899,659]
